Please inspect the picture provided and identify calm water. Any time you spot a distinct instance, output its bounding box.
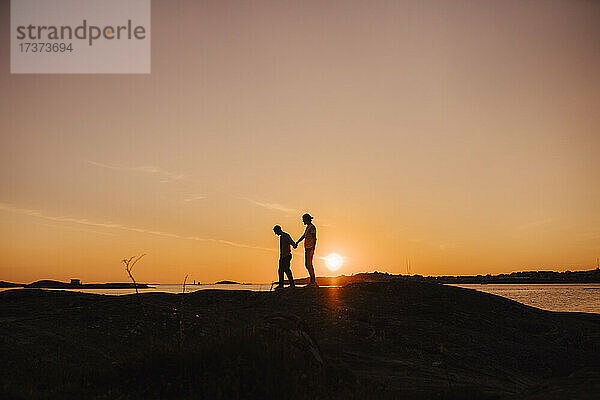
[3,283,599,314]
[0,283,272,296]
[452,284,600,314]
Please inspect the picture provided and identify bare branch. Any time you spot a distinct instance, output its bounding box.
[122,254,146,296]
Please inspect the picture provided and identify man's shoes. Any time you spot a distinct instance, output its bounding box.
[274,285,284,290]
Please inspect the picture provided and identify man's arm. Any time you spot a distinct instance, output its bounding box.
[295,232,305,246]
[288,234,298,249]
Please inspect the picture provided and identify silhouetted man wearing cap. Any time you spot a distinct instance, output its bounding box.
[273,225,296,290]
[296,213,318,286]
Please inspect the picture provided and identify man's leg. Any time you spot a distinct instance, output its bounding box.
[277,258,285,288]
[283,256,295,287]
[305,248,316,284]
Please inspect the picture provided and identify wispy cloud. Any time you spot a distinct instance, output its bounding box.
[86,161,185,183]
[0,203,274,252]
[439,242,459,251]
[576,229,600,243]
[517,218,554,230]
[183,195,207,202]
[33,222,117,237]
[245,198,297,214]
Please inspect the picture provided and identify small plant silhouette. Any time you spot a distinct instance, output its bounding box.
[179,274,189,349]
[122,254,146,295]
[122,254,148,332]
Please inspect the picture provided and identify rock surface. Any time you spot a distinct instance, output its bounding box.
[1,280,598,399]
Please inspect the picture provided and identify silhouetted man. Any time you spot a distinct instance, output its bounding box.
[296,213,317,286]
[273,225,296,290]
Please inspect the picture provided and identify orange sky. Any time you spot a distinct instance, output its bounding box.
[1,0,599,284]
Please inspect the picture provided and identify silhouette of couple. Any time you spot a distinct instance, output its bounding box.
[273,213,317,289]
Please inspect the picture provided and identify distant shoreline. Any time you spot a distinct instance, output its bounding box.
[273,269,600,287]
[0,279,152,289]
[421,268,600,284]
[2,268,599,289]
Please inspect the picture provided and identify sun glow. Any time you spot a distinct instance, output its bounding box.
[323,253,344,271]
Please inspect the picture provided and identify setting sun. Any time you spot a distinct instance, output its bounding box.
[323,253,344,271]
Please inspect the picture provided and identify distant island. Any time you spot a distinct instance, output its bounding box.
[276,268,600,286]
[422,268,600,284]
[0,281,22,288]
[0,279,152,289]
[2,268,599,290]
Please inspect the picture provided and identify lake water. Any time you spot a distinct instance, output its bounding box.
[452,284,600,314]
[3,283,599,314]
[13,283,274,296]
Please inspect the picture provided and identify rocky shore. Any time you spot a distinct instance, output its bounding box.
[1,280,598,399]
